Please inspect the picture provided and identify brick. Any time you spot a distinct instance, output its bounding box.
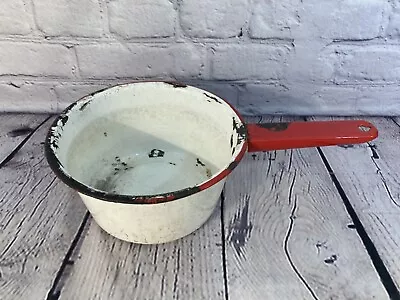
[0,82,57,112]
[0,0,34,35]
[387,1,400,38]
[300,0,390,40]
[310,85,400,116]
[211,45,291,80]
[249,0,300,39]
[0,42,76,77]
[284,43,336,84]
[180,0,248,38]
[324,46,400,83]
[170,43,206,78]
[108,0,175,38]
[54,83,109,110]
[77,44,170,79]
[34,0,103,37]
[76,43,206,79]
[237,84,296,115]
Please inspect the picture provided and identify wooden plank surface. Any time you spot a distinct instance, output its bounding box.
[2,114,399,299]
[223,117,388,299]
[311,116,400,293]
[0,113,49,164]
[0,117,87,300]
[58,207,225,299]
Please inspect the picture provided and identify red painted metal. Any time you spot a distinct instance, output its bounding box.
[246,120,379,152]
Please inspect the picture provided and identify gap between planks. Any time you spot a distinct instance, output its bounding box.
[223,116,390,300]
[0,114,226,300]
[0,113,50,166]
[56,208,226,300]
[1,113,396,299]
[0,115,87,300]
[309,116,400,299]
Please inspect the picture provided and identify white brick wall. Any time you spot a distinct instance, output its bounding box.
[0,1,34,35]
[180,0,249,38]
[34,0,104,37]
[0,42,76,77]
[211,44,291,80]
[108,0,176,38]
[0,0,399,115]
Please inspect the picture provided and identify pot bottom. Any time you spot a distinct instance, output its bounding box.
[86,149,218,196]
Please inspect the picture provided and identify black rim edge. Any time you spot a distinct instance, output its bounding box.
[44,81,248,205]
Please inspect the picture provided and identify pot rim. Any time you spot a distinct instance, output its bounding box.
[44,80,249,205]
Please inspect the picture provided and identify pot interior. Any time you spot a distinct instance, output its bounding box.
[48,82,247,197]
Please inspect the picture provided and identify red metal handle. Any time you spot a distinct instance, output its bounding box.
[247,120,378,152]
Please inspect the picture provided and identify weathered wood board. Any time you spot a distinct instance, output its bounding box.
[223,116,388,299]
[0,117,87,300]
[1,114,399,300]
[312,116,400,294]
[0,113,49,164]
[58,207,225,300]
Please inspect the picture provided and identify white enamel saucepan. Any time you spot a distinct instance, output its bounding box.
[45,81,378,244]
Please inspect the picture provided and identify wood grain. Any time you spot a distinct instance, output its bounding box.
[58,205,225,299]
[311,116,400,291]
[223,116,388,299]
[0,117,87,300]
[0,113,49,164]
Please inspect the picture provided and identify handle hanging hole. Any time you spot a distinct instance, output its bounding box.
[359,125,371,132]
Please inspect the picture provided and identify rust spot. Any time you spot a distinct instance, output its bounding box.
[227,160,239,170]
[7,127,33,137]
[170,186,201,199]
[149,149,165,158]
[89,87,109,97]
[232,117,247,143]
[203,93,222,104]
[258,122,289,132]
[51,140,59,149]
[196,158,205,166]
[94,175,116,192]
[79,99,92,111]
[164,81,187,88]
[206,168,212,178]
[60,115,69,127]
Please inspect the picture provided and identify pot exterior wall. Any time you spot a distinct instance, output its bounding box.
[79,180,226,244]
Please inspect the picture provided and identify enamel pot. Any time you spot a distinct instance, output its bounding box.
[45,81,378,244]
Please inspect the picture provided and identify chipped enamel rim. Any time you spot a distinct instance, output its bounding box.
[44,81,249,205]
